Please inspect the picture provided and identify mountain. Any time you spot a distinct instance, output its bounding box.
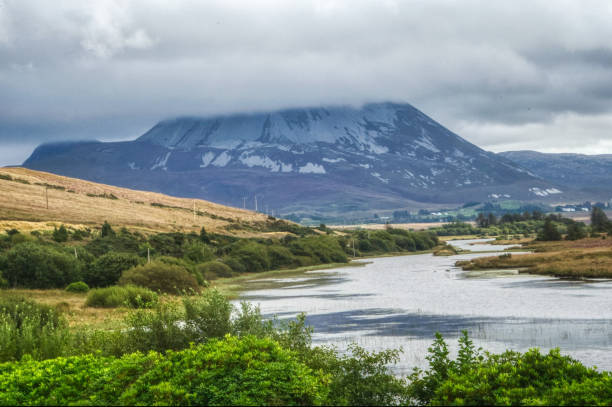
[500,151,612,197]
[23,102,561,219]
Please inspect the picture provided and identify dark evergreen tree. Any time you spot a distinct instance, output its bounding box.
[52,225,68,242]
[566,222,587,241]
[199,227,210,243]
[590,207,609,232]
[101,221,115,238]
[537,219,561,241]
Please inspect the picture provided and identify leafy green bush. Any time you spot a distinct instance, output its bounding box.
[289,236,348,264]
[406,332,612,406]
[0,296,69,362]
[182,241,214,263]
[267,244,296,269]
[119,262,200,294]
[148,232,185,258]
[2,242,82,288]
[230,241,271,273]
[0,336,328,406]
[65,281,89,293]
[222,256,247,274]
[123,291,272,354]
[195,261,236,280]
[85,285,158,308]
[83,252,142,287]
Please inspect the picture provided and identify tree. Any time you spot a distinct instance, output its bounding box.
[83,252,142,287]
[590,207,609,233]
[101,221,115,238]
[52,225,68,242]
[476,213,487,228]
[2,242,82,288]
[566,222,587,241]
[537,219,561,241]
[199,226,210,243]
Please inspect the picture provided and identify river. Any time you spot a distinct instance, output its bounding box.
[239,239,612,373]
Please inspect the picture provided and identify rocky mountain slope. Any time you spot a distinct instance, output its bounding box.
[23,102,562,218]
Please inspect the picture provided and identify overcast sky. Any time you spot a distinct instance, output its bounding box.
[1,0,612,166]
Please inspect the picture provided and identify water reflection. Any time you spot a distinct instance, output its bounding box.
[238,239,612,371]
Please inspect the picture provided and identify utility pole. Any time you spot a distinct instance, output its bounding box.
[242,197,247,209]
[254,195,258,212]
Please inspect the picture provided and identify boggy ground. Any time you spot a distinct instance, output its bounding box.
[456,237,612,279]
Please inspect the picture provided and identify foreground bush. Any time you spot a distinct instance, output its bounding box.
[0,296,69,362]
[0,335,328,406]
[407,331,612,406]
[119,262,200,294]
[85,285,158,308]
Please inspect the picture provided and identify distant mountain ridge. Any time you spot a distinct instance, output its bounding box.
[500,150,612,195]
[23,102,562,218]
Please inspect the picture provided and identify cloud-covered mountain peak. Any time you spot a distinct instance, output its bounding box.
[137,102,471,155]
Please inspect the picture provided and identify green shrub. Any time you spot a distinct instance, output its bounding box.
[148,232,185,258]
[52,225,68,242]
[182,241,214,263]
[123,291,272,354]
[2,242,82,288]
[406,332,612,406]
[85,285,158,308]
[290,236,348,264]
[0,296,70,362]
[182,290,233,341]
[222,256,247,274]
[65,281,89,293]
[196,261,235,280]
[119,262,200,294]
[0,336,329,406]
[267,244,296,269]
[230,241,271,273]
[84,252,142,287]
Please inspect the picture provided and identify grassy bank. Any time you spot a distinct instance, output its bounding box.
[456,237,612,279]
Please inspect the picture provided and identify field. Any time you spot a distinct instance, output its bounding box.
[456,237,612,278]
[0,167,278,236]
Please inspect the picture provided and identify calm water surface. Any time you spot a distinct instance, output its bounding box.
[239,239,612,373]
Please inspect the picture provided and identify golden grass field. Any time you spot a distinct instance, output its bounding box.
[0,167,279,236]
[456,237,612,278]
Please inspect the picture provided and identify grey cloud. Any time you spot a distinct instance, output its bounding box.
[1,0,612,166]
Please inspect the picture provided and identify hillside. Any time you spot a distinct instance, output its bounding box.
[22,102,564,220]
[0,167,284,236]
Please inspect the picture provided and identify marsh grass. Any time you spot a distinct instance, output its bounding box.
[457,238,612,278]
